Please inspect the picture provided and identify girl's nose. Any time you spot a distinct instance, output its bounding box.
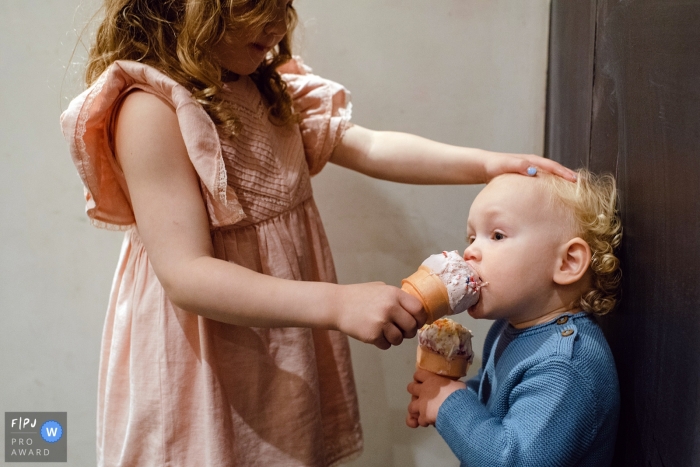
[264,9,288,36]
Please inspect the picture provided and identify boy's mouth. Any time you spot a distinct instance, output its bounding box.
[466,262,484,283]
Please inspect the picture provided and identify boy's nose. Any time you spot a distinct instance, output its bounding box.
[463,245,479,262]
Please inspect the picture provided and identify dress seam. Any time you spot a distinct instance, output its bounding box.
[211,193,314,232]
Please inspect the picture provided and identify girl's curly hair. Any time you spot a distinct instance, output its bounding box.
[541,169,623,315]
[85,0,298,136]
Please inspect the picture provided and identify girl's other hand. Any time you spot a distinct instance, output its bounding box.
[483,151,577,183]
[334,283,426,349]
[406,369,466,427]
[332,125,576,185]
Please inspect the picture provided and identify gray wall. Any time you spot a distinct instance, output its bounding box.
[0,1,550,465]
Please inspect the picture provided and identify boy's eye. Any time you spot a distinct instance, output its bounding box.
[466,235,475,244]
[493,232,505,241]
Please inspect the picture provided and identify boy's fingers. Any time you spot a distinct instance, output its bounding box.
[413,368,433,383]
[406,400,421,428]
[405,413,419,428]
[407,398,420,415]
[407,381,420,397]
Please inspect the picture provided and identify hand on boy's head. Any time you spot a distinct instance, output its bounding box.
[483,152,577,183]
[335,283,426,350]
[406,369,466,427]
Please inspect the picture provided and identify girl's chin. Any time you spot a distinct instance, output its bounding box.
[218,58,263,77]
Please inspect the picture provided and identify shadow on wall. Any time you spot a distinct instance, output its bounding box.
[313,164,478,287]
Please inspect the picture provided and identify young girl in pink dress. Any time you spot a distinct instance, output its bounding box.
[60,0,575,465]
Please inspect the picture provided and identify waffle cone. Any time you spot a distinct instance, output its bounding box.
[401,265,450,324]
[416,345,470,380]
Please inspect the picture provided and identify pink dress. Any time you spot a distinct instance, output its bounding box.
[60,58,362,467]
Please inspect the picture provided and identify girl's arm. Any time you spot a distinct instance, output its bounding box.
[113,91,425,349]
[331,125,576,184]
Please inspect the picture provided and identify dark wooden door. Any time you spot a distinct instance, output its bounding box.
[546,1,700,465]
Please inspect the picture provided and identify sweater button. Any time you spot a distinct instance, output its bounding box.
[561,329,574,337]
[556,316,569,325]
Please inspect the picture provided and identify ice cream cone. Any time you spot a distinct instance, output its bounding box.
[416,345,470,380]
[401,265,450,324]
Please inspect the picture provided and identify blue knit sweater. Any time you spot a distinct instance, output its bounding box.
[435,313,619,467]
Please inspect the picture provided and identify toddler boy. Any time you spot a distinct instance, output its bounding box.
[407,170,622,467]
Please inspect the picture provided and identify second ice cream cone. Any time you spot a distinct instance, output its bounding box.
[401,265,450,324]
[416,346,470,380]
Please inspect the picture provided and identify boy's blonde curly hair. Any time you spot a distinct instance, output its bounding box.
[540,169,622,315]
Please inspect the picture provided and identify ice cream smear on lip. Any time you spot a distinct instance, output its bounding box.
[421,250,486,315]
[418,318,474,362]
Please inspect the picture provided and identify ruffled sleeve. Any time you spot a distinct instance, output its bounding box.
[60,60,246,230]
[278,57,352,176]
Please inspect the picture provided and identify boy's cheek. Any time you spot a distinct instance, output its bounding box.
[470,288,513,321]
[467,288,497,319]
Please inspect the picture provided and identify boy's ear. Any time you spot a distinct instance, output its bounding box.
[553,238,591,285]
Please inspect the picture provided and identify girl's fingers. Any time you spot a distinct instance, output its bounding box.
[396,289,425,336]
[489,154,534,181]
[383,324,405,347]
[399,288,425,316]
[392,304,421,338]
[553,164,578,182]
[486,151,576,182]
[523,155,577,182]
[373,335,391,350]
